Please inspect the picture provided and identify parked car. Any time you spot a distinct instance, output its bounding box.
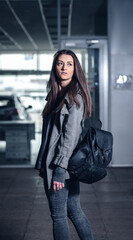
[0,93,32,121]
[19,93,47,113]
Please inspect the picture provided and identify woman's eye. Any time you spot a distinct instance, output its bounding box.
[57,62,73,67]
[57,62,63,66]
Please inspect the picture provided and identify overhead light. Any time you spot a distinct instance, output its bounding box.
[65,42,76,47]
[91,40,99,43]
[87,40,99,44]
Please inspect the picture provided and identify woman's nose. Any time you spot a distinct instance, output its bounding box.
[61,63,66,70]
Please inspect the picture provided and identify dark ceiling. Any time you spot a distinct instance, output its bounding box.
[0,0,107,53]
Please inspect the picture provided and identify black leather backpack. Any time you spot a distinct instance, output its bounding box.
[68,119,113,184]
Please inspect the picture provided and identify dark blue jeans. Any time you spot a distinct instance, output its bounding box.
[44,179,94,240]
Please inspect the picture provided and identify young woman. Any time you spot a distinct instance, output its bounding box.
[35,49,94,240]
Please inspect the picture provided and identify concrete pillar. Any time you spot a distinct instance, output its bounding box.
[108,0,133,166]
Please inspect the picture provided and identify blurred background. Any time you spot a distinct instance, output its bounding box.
[0,0,133,168]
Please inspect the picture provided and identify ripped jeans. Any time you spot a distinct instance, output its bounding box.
[44,178,94,240]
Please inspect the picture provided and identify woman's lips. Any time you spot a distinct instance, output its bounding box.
[61,72,67,75]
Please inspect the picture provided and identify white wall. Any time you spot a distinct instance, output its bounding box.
[109,0,133,166]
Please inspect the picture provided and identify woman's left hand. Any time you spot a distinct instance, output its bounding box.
[53,166,66,191]
[38,168,45,178]
[53,181,64,192]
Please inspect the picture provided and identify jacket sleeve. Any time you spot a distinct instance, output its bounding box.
[53,96,84,169]
[34,116,50,169]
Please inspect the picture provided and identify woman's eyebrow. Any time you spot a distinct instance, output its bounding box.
[67,61,73,63]
[57,59,73,63]
[57,60,73,64]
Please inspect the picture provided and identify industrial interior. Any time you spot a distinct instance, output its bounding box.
[0,0,133,240]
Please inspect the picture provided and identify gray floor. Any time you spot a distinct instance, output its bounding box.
[0,167,133,240]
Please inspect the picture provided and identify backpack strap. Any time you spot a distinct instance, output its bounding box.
[81,117,102,140]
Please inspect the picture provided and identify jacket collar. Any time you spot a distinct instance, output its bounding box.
[64,93,70,104]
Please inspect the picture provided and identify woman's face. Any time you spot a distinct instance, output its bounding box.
[56,54,74,88]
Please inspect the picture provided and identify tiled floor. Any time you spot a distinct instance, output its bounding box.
[0,167,133,240]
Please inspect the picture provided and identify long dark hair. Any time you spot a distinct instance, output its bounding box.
[42,49,91,118]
